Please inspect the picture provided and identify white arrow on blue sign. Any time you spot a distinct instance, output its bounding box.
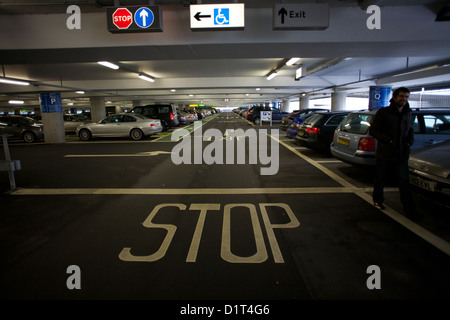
[134,7,154,28]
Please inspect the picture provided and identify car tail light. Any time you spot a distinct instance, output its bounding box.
[150,123,155,127]
[306,127,320,134]
[295,123,299,129]
[170,113,175,121]
[358,137,375,151]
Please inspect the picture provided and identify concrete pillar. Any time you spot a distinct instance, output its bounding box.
[90,97,106,123]
[39,92,65,143]
[115,105,122,114]
[299,94,310,109]
[282,99,290,112]
[331,90,347,111]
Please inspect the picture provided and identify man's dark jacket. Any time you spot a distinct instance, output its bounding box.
[369,102,414,162]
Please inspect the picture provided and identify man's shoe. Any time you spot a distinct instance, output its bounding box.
[373,201,385,210]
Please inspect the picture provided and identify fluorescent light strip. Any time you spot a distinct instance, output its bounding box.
[138,74,155,82]
[97,61,119,70]
[0,78,30,86]
[286,57,301,66]
[9,100,24,104]
[267,71,277,80]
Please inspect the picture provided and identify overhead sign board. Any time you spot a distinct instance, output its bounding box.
[273,4,329,30]
[190,3,245,30]
[106,6,163,33]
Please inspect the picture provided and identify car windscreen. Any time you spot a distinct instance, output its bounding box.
[303,113,324,125]
[340,113,373,134]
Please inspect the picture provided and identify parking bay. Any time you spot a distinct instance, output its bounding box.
[1,113,449,301]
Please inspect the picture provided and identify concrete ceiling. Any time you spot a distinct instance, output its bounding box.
[0,0,449,111]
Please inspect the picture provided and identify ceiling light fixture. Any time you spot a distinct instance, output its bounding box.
[75,91,84,94]
[286,58,301,66]
[97,61,119,70]
[9,100,24,104]
[267,71,277,80]
[138,74,155,82]
[171,89,176,92]
[0,78,30,86]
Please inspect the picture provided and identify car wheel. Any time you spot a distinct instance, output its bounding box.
[23,131,36,143]
[254,117,261,125]
[130,128,143,141]
[78,129,92,141]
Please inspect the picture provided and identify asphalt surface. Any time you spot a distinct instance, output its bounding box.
[1,112,449,314]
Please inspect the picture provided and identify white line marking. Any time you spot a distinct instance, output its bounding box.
[12,187,355,195]
[272,134,450,256]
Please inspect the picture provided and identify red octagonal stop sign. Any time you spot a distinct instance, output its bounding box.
[112,8,133,29]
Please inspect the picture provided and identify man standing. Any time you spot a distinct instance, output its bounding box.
[369,87,420,218]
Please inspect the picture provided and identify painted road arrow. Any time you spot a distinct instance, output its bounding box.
[194,12,211,21]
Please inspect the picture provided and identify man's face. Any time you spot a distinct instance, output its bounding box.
[394,91,409,107]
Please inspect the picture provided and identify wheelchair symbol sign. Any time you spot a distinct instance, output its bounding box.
[214,8,229,25]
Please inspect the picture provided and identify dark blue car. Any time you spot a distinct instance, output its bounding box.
[286,112,324,139]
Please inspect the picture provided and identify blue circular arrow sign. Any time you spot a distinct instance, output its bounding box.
[134,7,154,28]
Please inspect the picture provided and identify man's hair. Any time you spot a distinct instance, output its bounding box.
[392,87,410,97]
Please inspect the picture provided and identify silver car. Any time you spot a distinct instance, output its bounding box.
[63,114,90,132]
[76,113,162,141]
[408,139,450,204]
[330,109,450,167]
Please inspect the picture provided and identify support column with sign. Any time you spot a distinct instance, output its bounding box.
[39,93,65,143]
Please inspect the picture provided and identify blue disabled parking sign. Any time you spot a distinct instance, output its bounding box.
[134,7,154,28]
[214,8,229,25]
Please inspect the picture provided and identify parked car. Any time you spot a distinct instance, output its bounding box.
[408,139,450,206]
[295,111,351,152]
[285,112,322,139]
[63,114,90,132]
[330,109,450,167]
[0,115,44,143]
[131,104,179,131]
[76,113,162,141]
[246,106,288,125]
[281,108,328,131]
[180,110,197,125]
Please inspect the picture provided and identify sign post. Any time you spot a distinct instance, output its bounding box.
[261,111,272,126]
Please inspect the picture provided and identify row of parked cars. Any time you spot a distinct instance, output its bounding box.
[0,105,219,143]
[282,108,450,205]
[234,106,289,125]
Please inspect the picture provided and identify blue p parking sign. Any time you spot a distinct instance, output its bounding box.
[134,7,154,28]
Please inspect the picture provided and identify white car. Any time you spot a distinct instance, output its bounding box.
[76,113,162,141]
[63,114,90,132]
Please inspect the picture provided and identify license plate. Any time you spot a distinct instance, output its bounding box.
[409,174,436,192]
[298,131,305,136]
[337,137,350,146]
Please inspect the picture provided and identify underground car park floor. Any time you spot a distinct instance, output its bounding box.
[0,113,449,310]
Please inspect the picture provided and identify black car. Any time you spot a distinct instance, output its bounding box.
[131,104,179,131]
[0,115,44,143]
[295,111,350,152]
[246,106,288,125]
